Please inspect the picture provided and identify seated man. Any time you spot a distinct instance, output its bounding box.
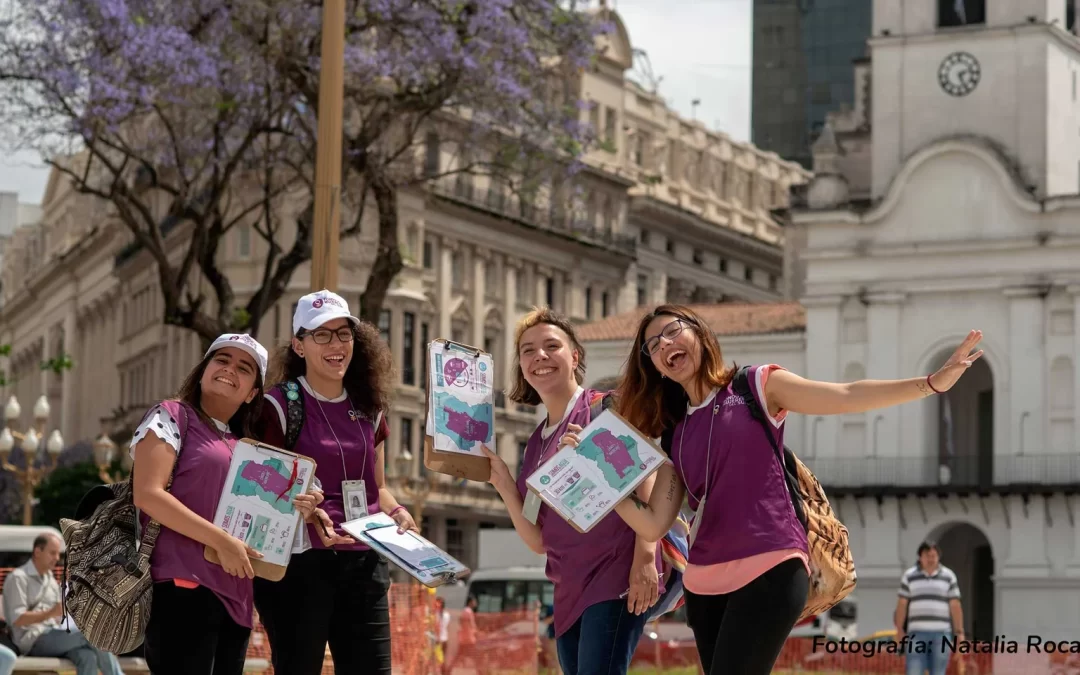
[1,533,123,675]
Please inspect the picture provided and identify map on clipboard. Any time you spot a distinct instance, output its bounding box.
[342,513,470,587]
[205,439,317,581]
[524,408,668,534]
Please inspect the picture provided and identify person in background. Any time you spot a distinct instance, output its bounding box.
[895,541,964,675]
[433,596,450,669]
[444,595,485,675]
[481,307,662,675]
[254,290,412,675]
[1,533,123,675]
[130,333,318,675]
[597,304,984,675]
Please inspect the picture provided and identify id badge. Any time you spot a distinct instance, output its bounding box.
[522,491,542,525]
[688,496,705,548]
[343,480,368,522]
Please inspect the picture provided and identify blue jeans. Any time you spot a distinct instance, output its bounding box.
[28,629,123,675]
[0,643,15,675]
[905,631,952,675]
[555,599,649,675]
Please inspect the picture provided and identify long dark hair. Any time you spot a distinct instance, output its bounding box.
[267,320,395,418]
[615,304,735,439]
[507,306,587,406]
[172,352,265,437]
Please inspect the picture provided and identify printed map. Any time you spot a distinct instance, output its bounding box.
[231,458,299,515]
[433,392,493,452]
[576,429,644,492]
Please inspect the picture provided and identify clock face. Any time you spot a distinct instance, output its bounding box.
[938,51,981,97]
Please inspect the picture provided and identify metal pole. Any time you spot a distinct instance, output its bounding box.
[310,0,346,292]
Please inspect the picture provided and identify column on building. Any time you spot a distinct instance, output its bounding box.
[471,249,487,346]
[567,267,585,320]
[617,262,638,313]
[502,261,519,393]
[535,265,550,308]
[500,431,519,477]
[437,238,454,339]
[801,295,843,462]
[1005,286,1045,458]
[865,293,905,463]
[1069,284,1080,576]
[553,272,566,315]
[654,271,669,306]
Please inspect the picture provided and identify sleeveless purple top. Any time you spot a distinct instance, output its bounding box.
[515,387,664,637]
[669,365,807,565]
[136,400,254,629]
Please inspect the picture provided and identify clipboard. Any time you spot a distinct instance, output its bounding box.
[422,338,493,483]
[341,512,471,587]
[203,438,317,581]
[524,407,669,534]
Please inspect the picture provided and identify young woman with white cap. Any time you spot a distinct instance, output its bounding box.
[130,333,317,675]
[253,290,409,675]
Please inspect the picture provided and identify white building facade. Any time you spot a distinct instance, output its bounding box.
[580,0,1080,656]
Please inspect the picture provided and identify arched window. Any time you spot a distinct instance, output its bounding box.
[938,0,986,28]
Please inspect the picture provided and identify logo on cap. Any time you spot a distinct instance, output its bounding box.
[313,299,324,309]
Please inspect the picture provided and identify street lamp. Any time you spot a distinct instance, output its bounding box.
[0,395,64,525]
[92,433,120,484]
[394,449,434,530]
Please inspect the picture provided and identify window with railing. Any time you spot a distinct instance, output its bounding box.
[378,309,391,347]
[446,519,465,562]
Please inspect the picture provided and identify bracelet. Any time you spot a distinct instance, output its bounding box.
[389,505,407,517]
[926,374,944,395]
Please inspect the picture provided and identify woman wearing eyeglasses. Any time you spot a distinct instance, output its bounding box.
[252,290,408,675]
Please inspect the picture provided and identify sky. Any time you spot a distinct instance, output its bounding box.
[0,0,753,206]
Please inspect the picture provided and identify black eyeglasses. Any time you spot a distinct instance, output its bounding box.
[641,319,687,357]
[300,327,356,345]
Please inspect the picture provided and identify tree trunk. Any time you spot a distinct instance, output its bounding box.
[358,176,404,325]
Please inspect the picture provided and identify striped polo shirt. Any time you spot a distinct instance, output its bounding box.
[898,564,960,633]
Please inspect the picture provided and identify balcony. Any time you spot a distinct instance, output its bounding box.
[429,176,637,257]
[800,453,1080,495]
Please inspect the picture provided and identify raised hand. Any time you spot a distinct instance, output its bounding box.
[928,330,984,393]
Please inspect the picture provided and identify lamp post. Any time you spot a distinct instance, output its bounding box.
[92,433,120,484]
[0,395,64,525]
[394,449,434,530]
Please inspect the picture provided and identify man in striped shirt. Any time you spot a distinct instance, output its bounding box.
[894,541,965,675]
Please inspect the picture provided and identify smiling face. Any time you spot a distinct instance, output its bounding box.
[643,314,702,388]
[292,317,355,383]
[200,346,260,408]
[517,322,580,400]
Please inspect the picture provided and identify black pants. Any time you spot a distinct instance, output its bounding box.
[254,548,392,675]
[684,557,808,675]
[144,582,252,675]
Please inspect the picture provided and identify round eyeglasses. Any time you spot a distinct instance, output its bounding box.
[642,318,687,357]
[300,327,356,345]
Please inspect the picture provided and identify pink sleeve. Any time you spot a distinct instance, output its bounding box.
[754,364,788,427]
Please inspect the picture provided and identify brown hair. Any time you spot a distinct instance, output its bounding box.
[507,306,587,406]
[615,304,735,439]
[267,320,395,418]
[172,352,265,437]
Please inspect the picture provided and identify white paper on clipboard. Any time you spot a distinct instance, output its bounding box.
[208,439,316,568]
[341,513,470,586]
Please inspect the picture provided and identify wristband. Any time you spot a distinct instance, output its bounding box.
[926,374,944,395]
[389,505,407,518]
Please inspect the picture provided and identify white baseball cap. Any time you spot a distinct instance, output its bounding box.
[292,289,360,335]
[205,333,269,382]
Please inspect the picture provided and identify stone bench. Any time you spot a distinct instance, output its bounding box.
[11,656,269,673]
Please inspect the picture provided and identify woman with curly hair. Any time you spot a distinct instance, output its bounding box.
[252,290,406,675]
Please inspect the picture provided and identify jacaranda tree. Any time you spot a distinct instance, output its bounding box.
[0,0,607,339]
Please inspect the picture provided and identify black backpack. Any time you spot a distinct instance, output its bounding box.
[276,380,306,451]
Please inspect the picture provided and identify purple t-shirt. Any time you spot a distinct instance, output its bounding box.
[669,364,808,566]
[261,377,389,553]
[131,400,254,629]
[515,387,664,638]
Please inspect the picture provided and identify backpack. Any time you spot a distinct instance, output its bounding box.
[729,365,857,623]
[586,391,688,621]
[58,402,190,654]
[277,380,306,451]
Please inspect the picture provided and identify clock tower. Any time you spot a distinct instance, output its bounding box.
[869,0,1080,198]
